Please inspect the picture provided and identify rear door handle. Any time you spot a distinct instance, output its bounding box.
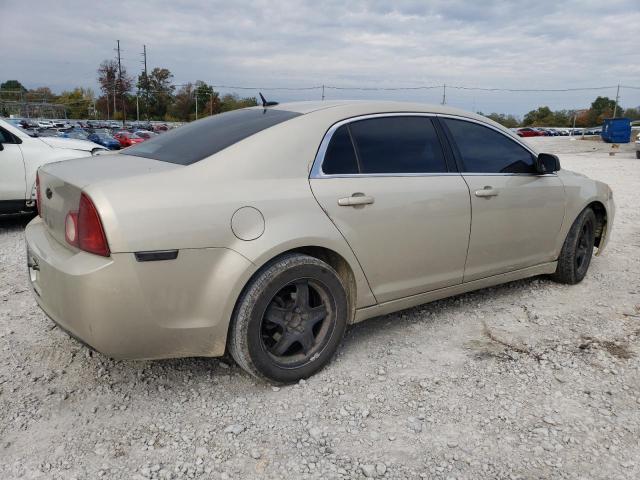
[474,186,499,198]
[337,194,375,206]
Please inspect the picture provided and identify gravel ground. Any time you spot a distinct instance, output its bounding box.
[1,137,639,480]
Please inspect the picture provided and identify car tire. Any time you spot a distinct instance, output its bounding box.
[228,253,349,383]
[551,208,597,285]
[636,150,640,159]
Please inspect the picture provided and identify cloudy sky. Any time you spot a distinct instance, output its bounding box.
[1,0,639,116]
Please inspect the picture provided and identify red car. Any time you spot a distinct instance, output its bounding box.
[113,131,145,147]
[516,127,544,137]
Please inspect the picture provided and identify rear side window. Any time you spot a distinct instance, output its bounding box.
[349,116,446,174]
[322,125,359,174]
[443,118,535,173]
[0,127,15,144]
[125,108,301,165]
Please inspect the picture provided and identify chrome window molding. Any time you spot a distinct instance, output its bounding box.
[435,113,539,158]
[309,112,556,179]
[310,112,445,179]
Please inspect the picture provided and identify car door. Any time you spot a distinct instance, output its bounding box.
[439,117,565,282]
[0,126,27,211]
[310,114,471,303]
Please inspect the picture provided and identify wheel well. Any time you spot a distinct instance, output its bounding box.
[226,246,359,352]
[588,201,607,247]
[289,246,357,320]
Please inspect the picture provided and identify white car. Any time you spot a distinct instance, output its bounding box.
[635,133,640,159]
[0,119,107,214]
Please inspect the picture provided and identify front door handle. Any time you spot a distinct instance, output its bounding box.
[338,194,375,206]
[474,186,499,198]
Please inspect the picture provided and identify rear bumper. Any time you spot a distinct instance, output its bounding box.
[25,217,255,359]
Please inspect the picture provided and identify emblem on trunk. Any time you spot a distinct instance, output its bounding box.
[45,187,53,199]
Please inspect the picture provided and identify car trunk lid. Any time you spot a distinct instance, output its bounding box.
[38,154,181,248]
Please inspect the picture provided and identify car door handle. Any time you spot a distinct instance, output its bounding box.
[474,186,499,198]
[337,194,375,206]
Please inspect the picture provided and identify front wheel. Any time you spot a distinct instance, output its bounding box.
[228,254,349,383]
[552,208,596,284]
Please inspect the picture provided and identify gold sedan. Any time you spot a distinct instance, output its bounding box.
[25,101,614,383]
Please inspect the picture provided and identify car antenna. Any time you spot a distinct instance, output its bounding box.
[259,92,279,107]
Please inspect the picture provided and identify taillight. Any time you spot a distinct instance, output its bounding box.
[36,173,42,217]
[65,211,79,246]
[65,193,110,257]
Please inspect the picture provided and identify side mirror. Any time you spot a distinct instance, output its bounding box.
[535,153,560,174]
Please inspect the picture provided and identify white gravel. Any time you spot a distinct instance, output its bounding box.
[1,137,639,479]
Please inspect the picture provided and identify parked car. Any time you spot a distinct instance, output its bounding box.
[516,127,543,137]
[25,102,614,383]
[0,118,106,215]
[134,130,157,140]
[37,120,54,129]
[59,129,90,141]
[114,131,144,147]
[88,132,121,150]
[635,135,640,159]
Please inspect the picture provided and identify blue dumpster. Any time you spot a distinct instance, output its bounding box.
[601,118,631,143]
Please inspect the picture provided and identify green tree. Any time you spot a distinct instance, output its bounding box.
[587,96,621,124]
[55,88,95,119]
[25,87,56,103]
[195,80,214,115]
[97,59,133,120]
[139,67,175,120]
[169,83,195,121]
[522,106,555,126]
[0,80,27,97]
[481,112,520,128]
[218,93,257,112]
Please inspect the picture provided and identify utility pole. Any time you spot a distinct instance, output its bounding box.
[116,40,125,126]
[322,84,325,101]
[210,92,214,116]
[141,44,148,121]
[136,94,139,121]
[195,91,198,120]
[613,84,620,118]
[441,84,446,105]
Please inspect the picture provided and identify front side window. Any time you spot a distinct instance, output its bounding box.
[321,116,447,175]
[443,118,535,174]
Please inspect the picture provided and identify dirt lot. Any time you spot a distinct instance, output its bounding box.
[1,137,638,480]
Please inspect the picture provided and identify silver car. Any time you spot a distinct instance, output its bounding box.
[25,101,615,383]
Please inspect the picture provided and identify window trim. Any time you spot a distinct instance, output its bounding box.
[310,113,457,179]
[436,114,556,177]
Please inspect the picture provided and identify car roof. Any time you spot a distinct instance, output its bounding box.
[267,100,481,118]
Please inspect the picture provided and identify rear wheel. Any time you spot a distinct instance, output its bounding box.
[228,254,348,383]
[636,150,640,159]
[552,208,596,284]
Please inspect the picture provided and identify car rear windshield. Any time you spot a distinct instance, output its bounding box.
[124,108,301,165]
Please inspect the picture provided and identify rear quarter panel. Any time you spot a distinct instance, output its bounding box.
[86,113,377,309]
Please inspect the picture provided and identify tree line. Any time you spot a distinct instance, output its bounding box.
[480,96,639,129]
[2,72,639,125]
[0,59,258,121]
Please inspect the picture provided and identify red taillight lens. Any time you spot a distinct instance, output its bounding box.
[76,193,110,257]
[36,173,42,217]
